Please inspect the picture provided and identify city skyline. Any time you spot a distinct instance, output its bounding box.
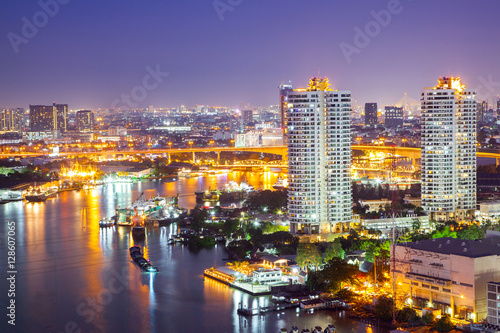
[1,1,500,109]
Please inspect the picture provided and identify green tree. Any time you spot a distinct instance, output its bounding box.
[296,243,322,271]
[222,218,239,238]
[434,314,454,332]
[318,257,359,293]
[374,296,393,321]
[457,224,484,240]
[189,207,208,234]
[422,312,435,325]
[323,239,345,263]
[397,307,417,323]
[431,226,457,239]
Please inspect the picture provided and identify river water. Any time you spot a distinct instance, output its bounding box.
[0,171,384,333]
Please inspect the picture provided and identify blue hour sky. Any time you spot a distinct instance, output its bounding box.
[1,0,500,110]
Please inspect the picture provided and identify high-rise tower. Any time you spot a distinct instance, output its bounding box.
[364,102,378,127]
[287,77,352,234]
[421,76,476,221]
[279,81,293,130]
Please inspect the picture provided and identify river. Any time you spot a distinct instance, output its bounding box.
[0,171,384,333]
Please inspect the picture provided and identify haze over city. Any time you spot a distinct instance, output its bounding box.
[1,0,500,109]
[2,1,500,333]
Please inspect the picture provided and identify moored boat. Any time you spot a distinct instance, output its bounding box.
[99,217,115,227]
[272,177,288,190]
[0,189,23,203]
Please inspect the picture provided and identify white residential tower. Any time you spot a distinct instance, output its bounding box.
[287,77,352,234]
[421,76,477,221]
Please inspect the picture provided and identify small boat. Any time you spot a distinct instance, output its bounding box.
[99,217,114,227]
[290,327,299,333]
[312,327,322,333]
[301,329,310,333]
[0,189,23,203]
[273,177,288,190]
[280,329,288,333]
[324,324,336,333]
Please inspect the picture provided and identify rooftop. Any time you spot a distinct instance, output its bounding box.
[401,236,500,258]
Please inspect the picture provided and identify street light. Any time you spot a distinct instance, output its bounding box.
[402,138,407,147]
[356,137,362,145]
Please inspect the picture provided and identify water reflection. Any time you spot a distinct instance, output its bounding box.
[0,173,388,332]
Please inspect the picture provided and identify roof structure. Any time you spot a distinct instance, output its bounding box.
[401,236,500,258]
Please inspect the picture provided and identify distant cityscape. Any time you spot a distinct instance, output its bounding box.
[2,74,500,332]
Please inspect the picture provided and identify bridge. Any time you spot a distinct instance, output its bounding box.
[1,145,499,165]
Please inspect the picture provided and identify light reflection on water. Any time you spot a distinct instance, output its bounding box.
[0,173,386,332]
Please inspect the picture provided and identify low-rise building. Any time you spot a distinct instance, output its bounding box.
[392,235,500,321]
[476,201,500,222]
[363,215,430,234]
[359,199,391,213]
[252,268,282,284]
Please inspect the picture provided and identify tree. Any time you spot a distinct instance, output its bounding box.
[422,312,435,325]
[189,207,208,234]
[323,239,345,263]
[222,218,239,238]
[318,257,359,293]
[296,243,322,271]
[397,307,417,323]
[431,226,457,239]
[457,224,484,240]
[434,314,454,332]
[374,296,393,321]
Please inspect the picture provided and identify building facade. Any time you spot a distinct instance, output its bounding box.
[487,282,500,327]
[0,108,24,132]
[279,81,293,129]
[385,106,403,128]
[365,102,377,127]
[421,77,476,221]
[76,110,94,132]
[393,236,500,322]
[29,103,68,134]
[477,100,487,123]
[287,77,352,234]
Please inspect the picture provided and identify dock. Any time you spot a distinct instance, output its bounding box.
[237,302,299,316]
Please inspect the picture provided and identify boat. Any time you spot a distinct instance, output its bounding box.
[195,189,220,203]
[290,327,299,333]
[272,177,288,190]
[129,246,158,272]
[25,186,58,202]
[0,189,23,203]
[99,217,115,227]
[132,225,145,240]
[312,327,322,333]
[324,324,336,333]
[116,193,171,226]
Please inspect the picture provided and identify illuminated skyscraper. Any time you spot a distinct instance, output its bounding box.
[76,110,94,132]
[421,76,476,221]
[477,100,487,123]
[0,108,24,132]
[29,103,68,134]
[279,81,293,129]
[29,105,55,132]
[287,77,352,234]
[364,102,377,126]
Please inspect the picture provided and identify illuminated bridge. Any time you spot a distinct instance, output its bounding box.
[1,145,499,165]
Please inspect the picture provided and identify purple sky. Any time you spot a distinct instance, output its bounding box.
[1,0,500,110]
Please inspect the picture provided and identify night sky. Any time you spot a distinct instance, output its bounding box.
[1,0,500,110]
